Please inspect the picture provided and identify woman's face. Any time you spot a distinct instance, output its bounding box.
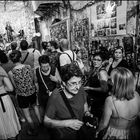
[77,51,82,59]
[65,76,82,95]
[40,63,50,73]
[93,55,102,68]
[114,49,123,60]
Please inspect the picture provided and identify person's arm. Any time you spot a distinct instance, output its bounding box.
[50,68,61,84]
[44,115,83,130]
[55,68,62,83]
[33,68,39,92]
[84,70,108,92]
[3,76,14,92]
[59,54,67,67]
[96,97,112,135]
[8,71,16,89]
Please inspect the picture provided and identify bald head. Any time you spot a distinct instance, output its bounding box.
[60,38,69,50]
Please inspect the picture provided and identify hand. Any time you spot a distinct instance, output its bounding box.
[84,86,92,90]
[64,119,83,130]
[109,58,113,65]
[84,111,93,117]
[50,75,58,82]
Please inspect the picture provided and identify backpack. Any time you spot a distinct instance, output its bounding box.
[60,51,79,75]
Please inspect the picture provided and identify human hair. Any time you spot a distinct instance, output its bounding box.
[110,67,135,100]
[113,46,123,54]
[49,40,58,49]
[93,52,105,61]
[9,50,21,63]
[20,40,28,50]
[38,55,50,65]
[41,41,48,50]
[11,41,17,50]
[60,38,69,50]
[0,50,8,64]
[61,63,83,83]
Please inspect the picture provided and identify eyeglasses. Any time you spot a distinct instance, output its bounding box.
[93,59,102,61]
[67,80,82,88]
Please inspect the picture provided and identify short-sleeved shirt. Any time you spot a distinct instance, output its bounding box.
[45,86,87,138]
[59,50,77,67]
[46,86,87,121]
[20,51,34,68]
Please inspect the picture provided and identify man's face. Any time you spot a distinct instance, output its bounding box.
[65,76,82,95]
[40,63,50,73]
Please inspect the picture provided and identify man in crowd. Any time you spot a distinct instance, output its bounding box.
[44,63,90,140]
[59,38,77,75]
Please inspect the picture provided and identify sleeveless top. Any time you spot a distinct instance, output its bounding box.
[110,97,139,129]
[103,97,140,140]
[12,65,36,96]
[36,65,57,96]
[108,59,129,76]
[87,67,107,98]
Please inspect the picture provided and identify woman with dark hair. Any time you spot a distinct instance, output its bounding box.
[96,67,140,140]
[107,46,129,76]
[84,52,108,120]
[8,50,41,135]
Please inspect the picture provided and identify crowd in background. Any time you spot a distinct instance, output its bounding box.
[0,37,140,140]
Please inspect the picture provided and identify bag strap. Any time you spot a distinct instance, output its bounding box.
[21,52,29,64]
[39,67,50,94]
[33,48,36,53]
[63,50,74,63]
[59,88,76,119]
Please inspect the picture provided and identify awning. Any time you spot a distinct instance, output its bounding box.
[32,1,62,17]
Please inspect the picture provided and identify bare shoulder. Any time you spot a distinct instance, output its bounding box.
[105,96,113,106]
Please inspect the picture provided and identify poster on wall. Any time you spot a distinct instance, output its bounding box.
[50,19,68,41]
[72,18,89,61]
[91,0,126,37]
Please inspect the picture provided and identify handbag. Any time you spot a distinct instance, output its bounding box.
[59,88,98,140]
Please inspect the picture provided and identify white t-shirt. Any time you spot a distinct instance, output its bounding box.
[28,48,41,69]
[59,50,77,66]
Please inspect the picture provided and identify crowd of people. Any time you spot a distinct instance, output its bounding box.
[0,37,140,140]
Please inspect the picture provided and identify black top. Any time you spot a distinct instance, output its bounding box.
[108,59,129,76]
[36,66,56,96]
[86,68,108,107]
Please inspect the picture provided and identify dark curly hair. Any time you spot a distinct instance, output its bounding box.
[9,50,21,63]
[20,40,28,50]
[61,63,83,83]
[0,50,8,64]
[38,55,50,65]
